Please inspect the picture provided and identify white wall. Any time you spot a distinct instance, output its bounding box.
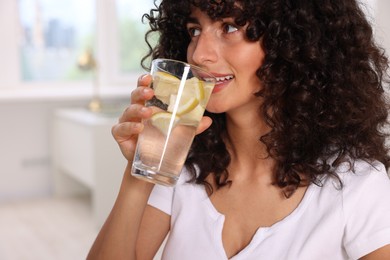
[376,0,390,53]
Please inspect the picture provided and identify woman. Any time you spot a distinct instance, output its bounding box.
[88,0,390,259]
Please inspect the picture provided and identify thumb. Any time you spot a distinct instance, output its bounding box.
[195,116,212,135]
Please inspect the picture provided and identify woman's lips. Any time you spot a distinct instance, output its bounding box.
[211,74,234,93]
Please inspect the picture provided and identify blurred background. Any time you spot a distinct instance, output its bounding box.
[0,0,388,259]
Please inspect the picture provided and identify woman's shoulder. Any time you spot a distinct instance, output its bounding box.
[325,160,390,208]
[147,167,199,215]
[174,166,206,197]
[176,166,195,185]
[314,159,390,206]
[336,160,389,188]
[333,160,390,259]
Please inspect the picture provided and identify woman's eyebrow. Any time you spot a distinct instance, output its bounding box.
[186,16,199,24]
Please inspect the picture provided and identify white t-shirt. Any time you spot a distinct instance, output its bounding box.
[148,160,390,260]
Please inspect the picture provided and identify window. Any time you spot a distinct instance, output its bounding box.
[19,0,96,81]
[116,0,154,74]
[0,0,155,97]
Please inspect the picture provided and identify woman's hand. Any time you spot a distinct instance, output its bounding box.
[112,74,213,162]
[111,74,154,161]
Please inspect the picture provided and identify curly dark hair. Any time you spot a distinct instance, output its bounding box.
[141,0,390,196]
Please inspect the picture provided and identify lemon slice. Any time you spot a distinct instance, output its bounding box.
[200,81,214,107]
[153,71,180,104]
[183,77,204,101]
[156,71,179,81]
[179,104,205,126]
[150,112,179,135]
[195,82,205,101]
[167,95,199,115]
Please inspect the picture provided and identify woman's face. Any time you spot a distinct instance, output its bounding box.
[186,7,265,115]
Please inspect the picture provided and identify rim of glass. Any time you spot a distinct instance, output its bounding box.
[153,58,216,80]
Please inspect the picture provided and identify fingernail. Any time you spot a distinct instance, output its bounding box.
[143,88,152,94]
[141,74,147,80]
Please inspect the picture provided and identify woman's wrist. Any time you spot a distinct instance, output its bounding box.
[119,163,155,196]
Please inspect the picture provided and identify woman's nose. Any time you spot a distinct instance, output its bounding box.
[189,32,218,66]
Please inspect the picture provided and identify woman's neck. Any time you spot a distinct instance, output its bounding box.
[224,108,274,181]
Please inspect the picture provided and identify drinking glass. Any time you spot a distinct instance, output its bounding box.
[131,59,216,186]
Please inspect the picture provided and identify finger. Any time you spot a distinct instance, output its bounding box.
[111,121,144,141]
[130,74,154,104]
[137,74,152,87]
[118,104,153,123]
[111,122,141,160]
[195,116,212,135]
[130,85,154,104]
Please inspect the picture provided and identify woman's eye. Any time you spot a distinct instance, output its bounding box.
[188,27,201,37]
[223,24,238,34]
